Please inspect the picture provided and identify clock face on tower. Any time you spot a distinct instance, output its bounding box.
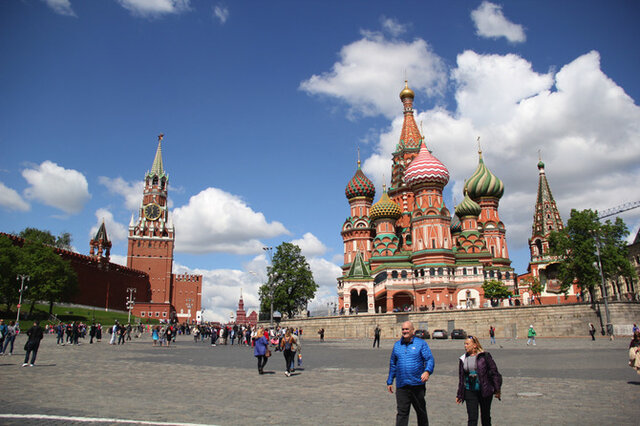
[144,203,161,221]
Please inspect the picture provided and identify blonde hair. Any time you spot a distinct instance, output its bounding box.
[467,335,484,353]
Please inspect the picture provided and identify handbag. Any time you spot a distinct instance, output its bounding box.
[265,347,272,358]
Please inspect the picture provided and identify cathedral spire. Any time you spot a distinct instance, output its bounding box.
[150,133,164,176]
[530,157,563,262]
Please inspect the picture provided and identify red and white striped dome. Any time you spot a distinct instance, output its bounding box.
[404,142,449,187]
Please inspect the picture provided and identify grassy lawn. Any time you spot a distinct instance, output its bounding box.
[1,303,160,331]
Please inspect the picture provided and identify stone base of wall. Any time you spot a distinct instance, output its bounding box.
[269,302,640,340]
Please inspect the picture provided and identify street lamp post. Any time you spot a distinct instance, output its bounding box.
[16,275,30,323]
[126,287,136,324]
[185,298,193,324]
[263,246,274,328]
[593,236,612,338]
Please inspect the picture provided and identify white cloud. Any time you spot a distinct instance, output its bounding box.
[300,30,446,119]
[471,1,526,43]
[43,0,76,17]
[90,208,128,242]
[172,187,289,254]
[116,0,190,18]
[109,254,127,266]
[380,16,407,37]
[98,176,144,211]
[22,161,90,214]
[213,4,229,24]
[306,257,342,309]
[0,182,30,212]
[327,47,640,261]
[290,232,327,257]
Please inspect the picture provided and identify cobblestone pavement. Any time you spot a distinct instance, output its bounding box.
[0,333,638,425]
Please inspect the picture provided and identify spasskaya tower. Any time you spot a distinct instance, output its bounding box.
[127,134,202,323]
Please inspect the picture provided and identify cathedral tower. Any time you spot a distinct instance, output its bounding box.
[90,220,111,262]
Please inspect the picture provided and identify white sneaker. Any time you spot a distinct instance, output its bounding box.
[22,363,28,367]
[284,371,290,377]
[29,364,34,367]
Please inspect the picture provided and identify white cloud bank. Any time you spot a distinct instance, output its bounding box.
[471,1,526,43]
[302,30,640,259]
[300,30,446,119]
[0,182,30,212]
[98,176,144,211]
[116,0,190,18]
[43,0,76,17]
[22,161,90,214]
[90,208,128,242]
[172,187,289,254]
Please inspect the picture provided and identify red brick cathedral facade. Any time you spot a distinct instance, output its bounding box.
[339,82,515,313]
[128,135,202,323]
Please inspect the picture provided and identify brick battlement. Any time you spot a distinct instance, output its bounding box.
[174,273,202,283]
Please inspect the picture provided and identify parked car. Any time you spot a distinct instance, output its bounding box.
[432,329,448,339]
[414,329,430,339]
[450,329,467,339]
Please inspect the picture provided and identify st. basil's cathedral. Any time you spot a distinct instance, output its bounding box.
[338,82,515,313]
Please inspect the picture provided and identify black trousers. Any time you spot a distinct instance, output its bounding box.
[283,349,294,372]
[256,355,268,371]
[396,384,428,426]
[24,342,40,365]
[464,389,493,426]
[373,336,380,348]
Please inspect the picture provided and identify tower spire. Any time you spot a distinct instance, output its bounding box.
[151,133,164,176]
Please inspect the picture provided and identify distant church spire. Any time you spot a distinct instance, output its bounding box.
[90,220,111,261]
[150,133,164,176]
[530,156,563,261]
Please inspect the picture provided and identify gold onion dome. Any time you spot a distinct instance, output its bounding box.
[455,191,482,218]
[345,162,376,200]
[369,187,401,221]
[399,80,415,100]
[465,151,504,199]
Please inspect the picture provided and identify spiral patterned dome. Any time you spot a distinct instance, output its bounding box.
[455,191,482,218]
[465,153,504,199]
[345,162,376,200]
[450,214,462,233]
[369,189,401,221]
[404,142,450,187]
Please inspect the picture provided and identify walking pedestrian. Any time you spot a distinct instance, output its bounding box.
[489,326,495,345]
[387,321,434,426]
[373,325,381,348]
[280,328,296,377]
[109,322,118,345]
[527,325,536,346]
[628,331,640,375]
[589,323,596,341]
[0,319,7,353]
[2,321,17,355]
[318,328,324,342]
[456,335,502,426]
[22,321,44,367]
[253,327,270,374]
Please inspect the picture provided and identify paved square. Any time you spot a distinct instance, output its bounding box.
[0,332,638,425]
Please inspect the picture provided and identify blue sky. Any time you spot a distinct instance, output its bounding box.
[2,0,639,322]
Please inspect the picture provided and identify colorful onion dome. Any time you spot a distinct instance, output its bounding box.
[345,161,376,200]
[399,80,415,100]
[465,151,504,199]
[537,160,545,170]
[455,191,482,218]
[404,141,450,187]
[369,187,401,221]
[450,214,462,233]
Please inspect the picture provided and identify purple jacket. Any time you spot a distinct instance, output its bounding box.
[253,336,268,357]
[457,352,502,400]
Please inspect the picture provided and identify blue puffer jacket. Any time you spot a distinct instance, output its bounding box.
[387,336,435,387]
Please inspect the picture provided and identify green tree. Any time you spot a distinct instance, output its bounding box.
[17,228,79,316]
[519,276,544,304]
[549,209,636,303]
[0,235,22,311]
[259,242,318,319]
[482,280,512,306]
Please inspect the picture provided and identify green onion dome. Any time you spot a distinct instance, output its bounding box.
[345,161,376,200]
[465,152,504,199]
[455,191,482,218]
[537,160,545,170]
[369,187,401,221]
[450,214,462,233]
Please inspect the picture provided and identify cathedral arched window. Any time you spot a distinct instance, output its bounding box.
[161,177,166,190]
[391,270,398,279]
[152,176,158,186]
[473,267,478,275]
[438,267,443,276]
[401,271,407,279]
[429,268,435,276]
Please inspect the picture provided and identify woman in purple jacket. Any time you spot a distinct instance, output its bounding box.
[253,328,269,375]
[456,336,502,426]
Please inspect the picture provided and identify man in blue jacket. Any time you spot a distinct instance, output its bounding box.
[387,321,434,426]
